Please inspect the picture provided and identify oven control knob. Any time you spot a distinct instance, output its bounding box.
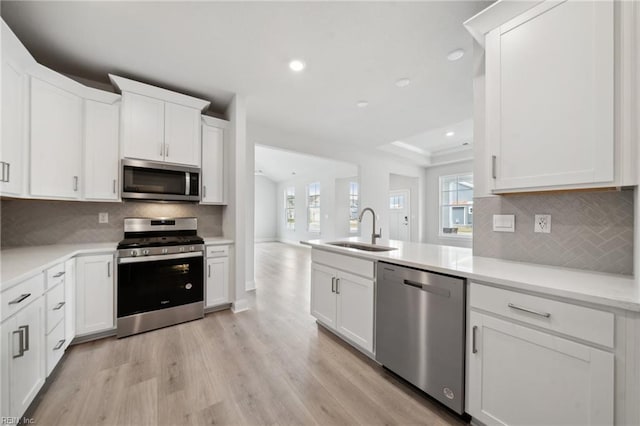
[130,250,137,257]
[189,246,195,251]
[142,249,150,255]
[179,247,185,252]
[162,248,168,254]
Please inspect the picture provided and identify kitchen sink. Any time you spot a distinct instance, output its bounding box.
[326,241,397,252]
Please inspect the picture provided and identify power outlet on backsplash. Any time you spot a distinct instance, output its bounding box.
[534,214,551,233]
[98,212,109,224]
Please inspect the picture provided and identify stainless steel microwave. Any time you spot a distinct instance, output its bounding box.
[122,159,200,202]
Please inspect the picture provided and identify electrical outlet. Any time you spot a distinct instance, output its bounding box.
[534,214,551,233]
[99,212,109,224]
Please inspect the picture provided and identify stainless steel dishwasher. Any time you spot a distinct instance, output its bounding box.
[376,261,465,414]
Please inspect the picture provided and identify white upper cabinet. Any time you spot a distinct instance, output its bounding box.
[84,100,120,201]
[110,75,210,167]
[201,116,228,204]
[30,77,84,199]
[121,92,165,163]
[1,21,36,197]
[466,0,637,193]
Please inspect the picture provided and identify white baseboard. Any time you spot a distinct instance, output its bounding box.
[246,280,256,292]
[231,298,250,313]
[254,237,277,243]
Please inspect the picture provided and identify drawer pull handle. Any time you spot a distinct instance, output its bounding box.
[8,293,31,305]
[331,277,336,293]
[53,271,65,278]
[12,329,25,358]
[19,325,29,352]
[53,301,66,310]
[335,278,340,295]
[209,250,225,253]
[53,339,66,351]
[472,325,478,354]
[508,303,551,318]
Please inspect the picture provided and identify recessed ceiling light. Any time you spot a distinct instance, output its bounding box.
[356,101,369,108]
[291,171,296,175]
[446,131,455,137]
[395,78,411,88]
[391,140,428,155]
[447,49,465,61]
[289,59,306,72]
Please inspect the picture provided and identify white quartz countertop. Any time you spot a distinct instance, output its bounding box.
[1,242,118,291]
[203,237,234,245]
[303,237,640,312]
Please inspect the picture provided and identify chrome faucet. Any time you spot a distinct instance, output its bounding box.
[359,207,381,244]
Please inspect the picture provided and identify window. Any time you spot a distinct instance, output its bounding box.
[440,174,473,237]
[349,182,359,233]
[285,187,295,231]
[307,182,321,233]
[389,194,405,210]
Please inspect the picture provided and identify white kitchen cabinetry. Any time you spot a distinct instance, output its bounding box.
[310,249,374,353]
[206,245,229,308]
[63,258,76,351]
[201,116,228,205]
[0,274,45,419]
[111,74,210,167]
[84,100,120,201]
[75,254,114,336]
[465,0,638,193]
[30,77,83,199]
[1,22,34,197]
[43,262,70,377]
[468,282,614,425]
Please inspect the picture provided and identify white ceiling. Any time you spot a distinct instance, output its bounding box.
[255,145,358,183]
[1,1,487,160]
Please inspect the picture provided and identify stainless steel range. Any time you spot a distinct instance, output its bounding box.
[116,217,204,338]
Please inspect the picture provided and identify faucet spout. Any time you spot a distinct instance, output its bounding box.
[358,207,382,244]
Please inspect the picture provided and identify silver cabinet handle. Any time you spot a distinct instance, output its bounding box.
[53,301,65,310]
[165,144,169,157]
[335,278,340,295]
[8,293,31,305]
[203,185,207,198]
[113,179,117,194]
[472,325,478,354]
[73,176,79,191]
[331,277,335,293]
[208,264,211,278]
[53,339,65,351]
[160,143,164,157]
[53,271,65,278]
[209,250,225,254]
[19,325,29,352]
[0,161,5,182]
[107,262,111,277]
[508,303,551,318]
[12,329,25,358]
[491,155,497,179]
[6,162,10,183]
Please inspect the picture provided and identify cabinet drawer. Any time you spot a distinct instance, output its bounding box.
[46,320,66,377]
[1,273,45,322]
[45,263,66,290]
[312,249,374,279]
[45,283,65,334]
[470,283,614,348]
[206,245,229,258]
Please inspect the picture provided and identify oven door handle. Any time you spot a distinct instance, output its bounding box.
[118,251,203,264]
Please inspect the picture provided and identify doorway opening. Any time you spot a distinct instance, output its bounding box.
[388,174,419,242]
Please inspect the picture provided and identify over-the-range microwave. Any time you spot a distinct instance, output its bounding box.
[122,159,200,202]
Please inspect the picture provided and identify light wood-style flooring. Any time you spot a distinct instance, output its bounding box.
[29,242,466,425]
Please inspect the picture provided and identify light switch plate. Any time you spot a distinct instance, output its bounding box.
[534,214,551,233]
[98,212,109,224]
[493,214,515,232]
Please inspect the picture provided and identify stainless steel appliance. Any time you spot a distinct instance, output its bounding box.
[376,261,466,414]
[116,217,204,338]
[121,159,200,202]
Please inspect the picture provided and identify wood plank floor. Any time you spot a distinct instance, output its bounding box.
[29,242,467,425]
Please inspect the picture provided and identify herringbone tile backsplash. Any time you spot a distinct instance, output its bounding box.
[473,190,634,275]
[1,199,223,247]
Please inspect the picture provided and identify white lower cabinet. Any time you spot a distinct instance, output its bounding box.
[310,252,374,353]
[75,254,114,336]
[468,283,614,425]
[205,245,229,308]
[1,294,45,419]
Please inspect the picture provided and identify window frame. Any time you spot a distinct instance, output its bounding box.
[307,182,321,234]
[284,186,295,231]
[349,181,359,234]
[438,173,473,239]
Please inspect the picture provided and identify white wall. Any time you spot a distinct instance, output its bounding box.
[254,175,277,241]
[389,174,420,242]
[424,160,474,248]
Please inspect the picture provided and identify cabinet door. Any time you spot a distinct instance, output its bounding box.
[164,103,201,166]
[468,311,614,426]
[75,255,114,336]
[63,258,76,351]
[206,257,228,307]
[488,0,614,191]
[30,78,83,199]
[310,263,336,328]
[84,100,120,200]
[5,297,45,418]
[201,124,225,204]
[336,271,374,352]
[121,92,164,162]
[1,59,26,196]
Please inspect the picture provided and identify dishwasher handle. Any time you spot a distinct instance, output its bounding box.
[403,279,451,298]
